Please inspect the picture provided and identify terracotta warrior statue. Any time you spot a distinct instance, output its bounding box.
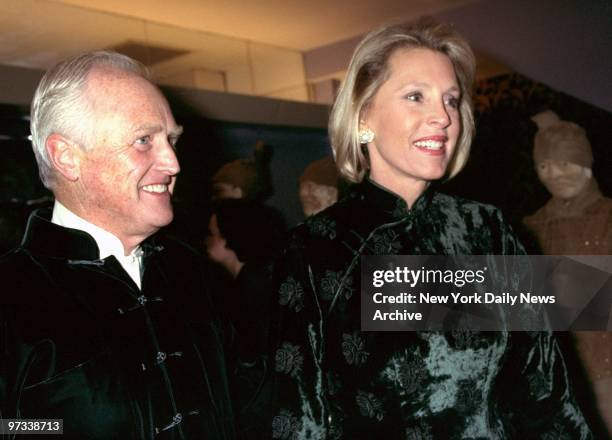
[299,156,342,217]
[524,110,612,433]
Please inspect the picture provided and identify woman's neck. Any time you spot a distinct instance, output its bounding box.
[368,173,429,209]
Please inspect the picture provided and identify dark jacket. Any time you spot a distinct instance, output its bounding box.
[0,209,235,439]
[269,179,591,439]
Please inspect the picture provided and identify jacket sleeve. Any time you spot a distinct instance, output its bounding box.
[494,210,593,438]
[498,331,593,439]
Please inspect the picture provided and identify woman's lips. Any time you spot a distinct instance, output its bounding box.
[413,136,447,155]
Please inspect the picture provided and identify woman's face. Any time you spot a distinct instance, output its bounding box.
[363,47,461,193]
[536,159,592,200]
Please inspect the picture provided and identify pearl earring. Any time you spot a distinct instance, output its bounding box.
[358,127,375,144]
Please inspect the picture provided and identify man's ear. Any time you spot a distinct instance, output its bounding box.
[45,134,80,182]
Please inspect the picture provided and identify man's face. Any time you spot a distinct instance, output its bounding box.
[536,159,591,200]
[75,67,182,248]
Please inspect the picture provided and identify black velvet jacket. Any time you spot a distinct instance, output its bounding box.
[0,209,235,439]
[270,179,591,439]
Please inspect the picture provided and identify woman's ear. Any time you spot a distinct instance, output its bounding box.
[45,134,81,182]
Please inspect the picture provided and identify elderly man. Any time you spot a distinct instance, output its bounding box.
[0,52,234,438]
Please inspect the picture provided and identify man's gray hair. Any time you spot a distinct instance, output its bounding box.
[30,51,149,189]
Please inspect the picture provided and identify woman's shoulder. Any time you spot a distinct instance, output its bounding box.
[290,192,366,248]
[430,192,506,223]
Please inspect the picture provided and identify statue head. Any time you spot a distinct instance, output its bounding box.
[532,111,593,200]
[299,156,340,216]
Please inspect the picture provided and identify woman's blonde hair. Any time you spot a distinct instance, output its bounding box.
[329,18,476,183]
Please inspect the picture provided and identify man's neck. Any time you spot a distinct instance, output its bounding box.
[52,199,140,257]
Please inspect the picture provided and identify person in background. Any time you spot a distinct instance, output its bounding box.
[212,141,273,201]
[298,156,346,217]
[206,198,287,438]
[269,19,591,439]
[524,110,612,436]
[0,51,235,438]
[206,198,287,355]
[207,198,286,279]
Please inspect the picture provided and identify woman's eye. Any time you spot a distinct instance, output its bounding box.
[405,92,423,102]
[445,96,460,109]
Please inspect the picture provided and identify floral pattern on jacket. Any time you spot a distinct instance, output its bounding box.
[270,179,591,439]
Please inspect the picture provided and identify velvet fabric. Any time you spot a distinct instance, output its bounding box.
[0,209,235,439]
[269,179,591,439]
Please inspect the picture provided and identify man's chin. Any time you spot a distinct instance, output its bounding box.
[148,210,174,230]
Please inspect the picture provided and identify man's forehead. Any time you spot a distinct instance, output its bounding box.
[88,64,144,82]
[85,67,176,123]
[86,66,152,98]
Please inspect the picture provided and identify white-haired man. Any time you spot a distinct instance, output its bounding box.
[0,51,235,438]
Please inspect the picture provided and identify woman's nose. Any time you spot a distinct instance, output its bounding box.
[428,101,451,128]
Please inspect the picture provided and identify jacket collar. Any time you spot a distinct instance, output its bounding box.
[21,208,163,260]
[355,177,436,221]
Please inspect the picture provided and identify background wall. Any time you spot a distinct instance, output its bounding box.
[305,0,612,113]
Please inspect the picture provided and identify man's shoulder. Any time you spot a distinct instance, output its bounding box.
[0,246,35,273]
[0,247,51,307]
[151,233,226,283]
[153,233,201,259]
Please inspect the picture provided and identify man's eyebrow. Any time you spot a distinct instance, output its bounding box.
[131,124,184,137]
[132,123,162,133]
[170,125,184,137]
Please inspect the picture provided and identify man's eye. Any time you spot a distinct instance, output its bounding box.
[135,136,150,145]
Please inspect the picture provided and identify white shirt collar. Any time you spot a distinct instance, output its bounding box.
[51,200,143,289]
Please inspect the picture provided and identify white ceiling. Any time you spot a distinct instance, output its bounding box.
[51,0,477,51]
[0,0,482,101]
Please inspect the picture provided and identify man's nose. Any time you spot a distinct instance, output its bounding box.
[156,141,181,175]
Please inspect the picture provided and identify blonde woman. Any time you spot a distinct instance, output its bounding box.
[269,19,591,439]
